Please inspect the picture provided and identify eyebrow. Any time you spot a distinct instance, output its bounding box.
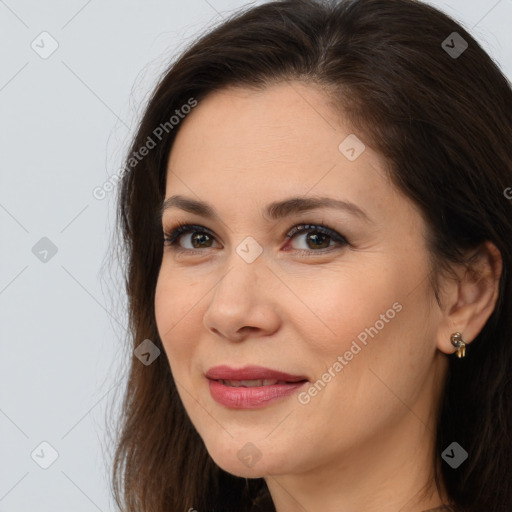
[159,194,371,223]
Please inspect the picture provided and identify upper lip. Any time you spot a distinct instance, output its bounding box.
[205,365,309,382]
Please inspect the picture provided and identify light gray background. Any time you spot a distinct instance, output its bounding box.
[1,1,510,510]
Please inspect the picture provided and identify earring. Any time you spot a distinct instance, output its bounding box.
[450,332,466,358]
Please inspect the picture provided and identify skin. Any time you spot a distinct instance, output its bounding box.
[154,81,501,512]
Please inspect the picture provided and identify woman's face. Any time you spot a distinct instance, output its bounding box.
[154,82,447,479]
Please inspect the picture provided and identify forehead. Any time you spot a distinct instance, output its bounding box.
[169,82,346,167]
[164,82,402,223]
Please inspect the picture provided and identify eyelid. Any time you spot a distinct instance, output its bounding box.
[163,223,217,246]
[284,224,348,244]
[162,221,349,256]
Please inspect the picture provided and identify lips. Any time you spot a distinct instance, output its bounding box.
[205,365,309,409]
[205,365,308,383]
[219,379,287,387]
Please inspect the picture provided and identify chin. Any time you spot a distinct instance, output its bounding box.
[203,437,286,478]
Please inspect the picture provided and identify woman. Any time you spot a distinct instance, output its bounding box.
[111,0,512,510]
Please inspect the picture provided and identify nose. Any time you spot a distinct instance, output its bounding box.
[202,252,281,342]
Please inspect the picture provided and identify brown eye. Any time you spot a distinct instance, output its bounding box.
[285,224,349,254]
[163,224,218,251]
[162,222,348,255]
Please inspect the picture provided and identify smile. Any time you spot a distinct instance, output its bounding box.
[205,365,309,408]
[220,379,289,387]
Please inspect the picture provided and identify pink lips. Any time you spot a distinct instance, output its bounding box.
[205,365,309,409]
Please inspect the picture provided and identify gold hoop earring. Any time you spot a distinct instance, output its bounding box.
[450,332,466,358]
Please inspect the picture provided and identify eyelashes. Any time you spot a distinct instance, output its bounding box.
[284,224,349,253]
[162,222,349,256]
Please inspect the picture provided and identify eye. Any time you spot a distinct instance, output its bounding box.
[163,223,218,252]
[162,222,349,256]
[284,224,348,255]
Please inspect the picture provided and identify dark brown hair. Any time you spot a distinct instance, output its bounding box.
[111,0,512,510]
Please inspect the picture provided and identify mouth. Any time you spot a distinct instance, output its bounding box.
[205,365,309,409]
[218,378,301,387]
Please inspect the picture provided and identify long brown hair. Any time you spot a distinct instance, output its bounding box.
[110,1,512,510]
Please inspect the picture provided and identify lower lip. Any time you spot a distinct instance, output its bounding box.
[208,379,307,409]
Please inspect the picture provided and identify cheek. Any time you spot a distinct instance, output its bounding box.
[299,265,402,354]
[316,269,436,415]
[155,260,205,321]
[154,270,201,367]
[300,258,434,398]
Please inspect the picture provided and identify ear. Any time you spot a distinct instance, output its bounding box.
[436,241,502,356]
